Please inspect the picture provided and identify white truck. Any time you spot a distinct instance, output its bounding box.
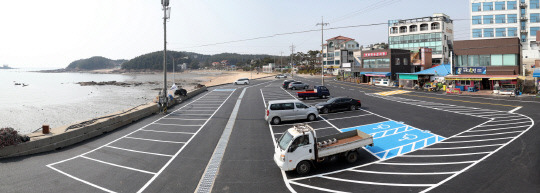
[274,124,373,175]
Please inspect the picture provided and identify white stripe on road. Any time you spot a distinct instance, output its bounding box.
[124,137,186,144]
[80,155,156,175]
[105,146,173,157]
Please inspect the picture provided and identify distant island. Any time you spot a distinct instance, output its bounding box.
[66,56,126,70]
[0,65,13,69]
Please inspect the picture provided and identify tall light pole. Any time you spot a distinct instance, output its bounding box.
[161,0,171,108]
[280,51,283,72]
[316,16,329,86]
[290,44,295,78]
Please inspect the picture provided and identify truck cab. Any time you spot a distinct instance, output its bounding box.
[274,126,316,172]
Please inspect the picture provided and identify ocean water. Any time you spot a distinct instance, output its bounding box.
[0,68,214,134]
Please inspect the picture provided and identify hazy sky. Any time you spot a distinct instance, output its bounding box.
[0,0,469,68]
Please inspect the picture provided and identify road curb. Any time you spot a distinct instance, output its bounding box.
[0,86,208,159]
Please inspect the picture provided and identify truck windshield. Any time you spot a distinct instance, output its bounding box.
[278,132,293,150]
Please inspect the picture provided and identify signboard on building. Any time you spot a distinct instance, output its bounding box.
[455,67,487,75]
[363,52,387,57]
[342,63,351,68]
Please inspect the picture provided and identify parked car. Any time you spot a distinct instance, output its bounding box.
[265,100,319,125]
[234,78,249,85]
[297,85,330,100]
[282,80,296,89]
[315,97,361,114]
[275,74,287,79]
[288,81,309,90]
[499,84,516,96]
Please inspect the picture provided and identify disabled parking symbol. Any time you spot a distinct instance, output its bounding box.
[373,124,390,130]
[398,134,417,141]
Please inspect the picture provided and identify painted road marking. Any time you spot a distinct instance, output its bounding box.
[374,90,411,96]
[213,89,236,92]
[341,121,445,160]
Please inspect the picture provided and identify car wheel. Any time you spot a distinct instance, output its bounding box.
[349,105,355,111]
[292,87,296,90]
[345,151,359,163]
[271,117,281,125]
[322,108,329,114]
[296,161,311,175]
[356,104,361,110]
[304,86,308,89]
[307,114,316,121]
[245,82,248,85]
[234,82,237,85]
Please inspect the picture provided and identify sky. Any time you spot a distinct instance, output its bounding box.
[0,0,470,68]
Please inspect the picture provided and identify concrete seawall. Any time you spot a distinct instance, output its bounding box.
[0,86,208,158]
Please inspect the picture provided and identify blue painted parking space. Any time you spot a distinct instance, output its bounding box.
[340,121,445,160]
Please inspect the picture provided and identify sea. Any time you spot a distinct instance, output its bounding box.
[0,68,210,134]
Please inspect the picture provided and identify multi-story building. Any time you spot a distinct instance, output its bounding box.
[388,13,454,65]
[323,36,359,75]
[470,0,540,58]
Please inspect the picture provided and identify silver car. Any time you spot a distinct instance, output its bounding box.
[288,81,309,90]
[265,100,318,125]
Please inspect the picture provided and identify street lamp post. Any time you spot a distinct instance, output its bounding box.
[160,0,171,113]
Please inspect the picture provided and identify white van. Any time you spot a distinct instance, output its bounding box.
[265,100,318,125]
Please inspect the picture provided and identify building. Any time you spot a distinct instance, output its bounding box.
[355,49,412,86]
[470,0,540,59]
[447,38,521,92]
[388,13,454,65]
[323,36,360,75]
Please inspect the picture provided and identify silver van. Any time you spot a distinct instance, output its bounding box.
[265,100,319,125]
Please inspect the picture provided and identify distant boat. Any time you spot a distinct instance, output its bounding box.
[22,83,28,87]
[14,83,21,85]
[1,65,13,69]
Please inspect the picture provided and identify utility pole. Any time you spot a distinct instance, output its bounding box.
[317,16,329,86]
[161,0,171,113]
[280,51,283,72]
[290,44,295,78]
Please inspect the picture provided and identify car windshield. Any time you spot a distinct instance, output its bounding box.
[277,132,294,150]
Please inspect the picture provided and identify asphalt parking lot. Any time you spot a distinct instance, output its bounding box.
[1,75,538,193]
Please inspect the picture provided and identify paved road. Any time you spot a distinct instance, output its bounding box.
[1,76,538,193]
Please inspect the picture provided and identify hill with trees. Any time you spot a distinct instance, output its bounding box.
[66,56,126,70]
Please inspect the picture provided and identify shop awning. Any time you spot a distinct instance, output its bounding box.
[361,72,391,77]
[398,74,418,80]
[445,77,482,80]
[534,69,540,77]
[489,77,517,80]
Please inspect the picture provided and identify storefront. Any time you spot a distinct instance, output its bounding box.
[451,38,521,93]
[357,49,412,86]
[397,64,451,88]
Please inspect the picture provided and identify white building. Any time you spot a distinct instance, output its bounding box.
[470,0,540,58]
[323,36,360,75]
[388,13,454,65]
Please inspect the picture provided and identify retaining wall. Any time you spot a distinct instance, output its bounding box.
[0,86,208,158]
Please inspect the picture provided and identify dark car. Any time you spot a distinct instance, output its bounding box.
[315,97,361,114]
[282,80,296,89]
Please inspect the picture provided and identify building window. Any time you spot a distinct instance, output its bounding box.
[532,0,540,9]
[472,3,482,11]
[531,27,540,36]
[323,53,327,58]
[521,21,527,30]
[431,22,440,30]
[531,13,540,23]
[420,24,429,31]
[507,14,518,23]
[495,1,506,10]
[507,1,517,10]
[391,27,398,34]
[496,28,506,37]
[521,34,527,42]
[521,8,526,15]
[468,55,480,66]
[483,15,494,24]
[508,27,518,36]
[335,51,340,57]
[404,58,408,65]
[335,60,340,64]
[484,28,494,37]
[410,25,417,32]
[483,2,493,11]
[472,16,482,25]
[400,26,407,33]
[503,54,518,65]
[480,55,491,66]
[495,15,506,23]
[473,29,482,38]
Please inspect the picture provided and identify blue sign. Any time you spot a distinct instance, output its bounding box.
[455,67,486,75]
[341,121,445,160]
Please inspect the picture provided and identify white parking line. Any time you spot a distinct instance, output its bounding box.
[421,144,504,150]
[105,146,173,157]
[288,181,347,193]
[161,118,208,121]
[400,152,491,157]
[47,165,115,193]
[124,137,186,144]
[152,123,203,127]
[349,169,458,175]
[439,136,514,143]
[466,125,529,133]
[452,130,523,138]
[478,121,527,127]
[170,114,213,116]
[377,161,476,165]
[80,155,156,175]
[320,176,435,187]
[140,130,195,135]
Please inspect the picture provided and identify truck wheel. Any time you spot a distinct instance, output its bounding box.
[322,108,329,114]
[349,105,355,111]
[307,114,316,121]
[346,151,359,163]
[296,161,311,175]
[271,117,281,125]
